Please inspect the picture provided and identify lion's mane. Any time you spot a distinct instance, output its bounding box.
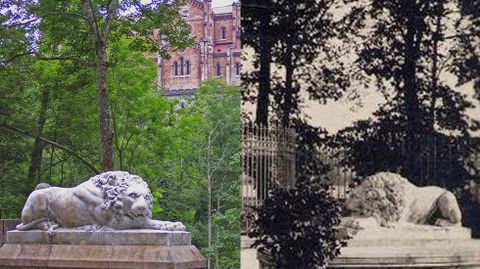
[351,172,408,224]
[90,171,154,217]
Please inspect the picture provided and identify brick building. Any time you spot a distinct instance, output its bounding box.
[154,0,241,97]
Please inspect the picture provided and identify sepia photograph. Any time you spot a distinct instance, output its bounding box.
[241,0,480,268]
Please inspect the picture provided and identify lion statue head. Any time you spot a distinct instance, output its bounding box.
[344,172,408,225]
[90,171,154,220]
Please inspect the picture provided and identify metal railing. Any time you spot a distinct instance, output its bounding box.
[241,123,296,233]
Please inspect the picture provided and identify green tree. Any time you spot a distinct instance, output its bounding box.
[189,80,240,269]
[156,79,240,269]
[2,0,194,170]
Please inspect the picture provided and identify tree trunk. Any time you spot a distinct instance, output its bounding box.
[282,62,294,126]
[427,9,442,185]
[81,0,117,172]
[256,14,270,127]
[207,133,213,269]
[402,1,423,184]
[111,107,124,170]
[281,40,294,127]
[27,87,50,188]
[207,174,212,269]
[215,179,223,269]
[95,42,114,171]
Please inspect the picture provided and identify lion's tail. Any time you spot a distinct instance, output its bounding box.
[16,217,48,231]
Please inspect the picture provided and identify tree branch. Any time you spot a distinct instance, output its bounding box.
[34,53,96,66]
[1,124,100,174]
[42,12,92,25]
[81,0,101,42]
[2,51,95,66]
[1,52,34,65]
[103,0,119,40]
[0,18,39,28]
[132,0,158,23]
[2,12,91,29]
[444,32,479,40]
[87,0,101,35]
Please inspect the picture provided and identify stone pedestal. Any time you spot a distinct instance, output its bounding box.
[241,236,259,269]
[0,220,21,246]
[0,229,206,269]
[255,225,480,269]
[329,225,480,269]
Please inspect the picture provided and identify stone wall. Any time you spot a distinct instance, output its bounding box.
[0,219,21,246]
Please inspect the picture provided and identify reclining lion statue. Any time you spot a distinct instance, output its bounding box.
[16,171,186,231]
[344,172,462,228]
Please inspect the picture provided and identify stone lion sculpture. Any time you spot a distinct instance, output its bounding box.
[344,172,462,228]
[16,171,186,231]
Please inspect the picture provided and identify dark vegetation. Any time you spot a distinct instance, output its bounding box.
[243,0,480,266]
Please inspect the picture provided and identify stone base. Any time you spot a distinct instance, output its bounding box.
[256,226,480,269]
[0,244,205,269]
[7,229,191,246]
[329,241,480,269]
[329,226,480,269]
[0,229,206,269]
[0,220,21,246]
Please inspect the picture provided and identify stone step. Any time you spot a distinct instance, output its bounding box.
[345,238,476,247]
[329,239,480,269]
[7,229,191,246]
[0,243,206,269]
[337,225,472,241]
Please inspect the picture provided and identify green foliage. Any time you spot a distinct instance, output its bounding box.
[157,79,241,268]
[0,34,239,266]
[212,208,241,268]
[1,0,195,64]
[1,1,236,266]
[2,0,196,171]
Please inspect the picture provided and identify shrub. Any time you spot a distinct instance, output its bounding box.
[248,181,344,269]
[456,179,480,238]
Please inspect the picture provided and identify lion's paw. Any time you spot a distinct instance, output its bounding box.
[382,222,397,229]
[435,218,455,227]
[167,222,186,231]
[347,217,378,229]
[152,222,167,230]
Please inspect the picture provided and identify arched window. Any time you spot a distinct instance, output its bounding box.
[186,61,190,76]
[180,57,184,76]
[221,26,226,40]
[174,62,178,76]
[236,62,240,76]
[216,63,221,76]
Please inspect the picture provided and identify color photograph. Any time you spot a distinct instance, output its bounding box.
[0,0,240,268]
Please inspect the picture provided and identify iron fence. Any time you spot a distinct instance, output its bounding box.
[241,123,296,233]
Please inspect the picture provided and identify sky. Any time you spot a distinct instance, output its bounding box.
[212,0,236,7]
[242,47,480,135]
